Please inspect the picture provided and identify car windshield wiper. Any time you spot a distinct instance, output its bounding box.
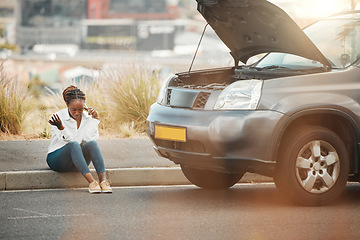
[255,65,329,72]
[260,65,290,70]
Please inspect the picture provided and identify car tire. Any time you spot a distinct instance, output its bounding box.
[274,126,349,206]
[180,164,244,190]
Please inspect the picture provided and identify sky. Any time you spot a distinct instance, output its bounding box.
[270,0,353,19]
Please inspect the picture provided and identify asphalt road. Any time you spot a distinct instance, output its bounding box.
[1,183,360,240]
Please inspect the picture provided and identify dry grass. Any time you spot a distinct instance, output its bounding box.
[0,61,31,135]
[98,62,161,132]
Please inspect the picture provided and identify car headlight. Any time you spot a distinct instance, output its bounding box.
[157,74,176,105]
[214,79,263,110]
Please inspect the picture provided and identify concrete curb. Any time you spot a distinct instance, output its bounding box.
[0,167,273,191]
[0,172,5,190]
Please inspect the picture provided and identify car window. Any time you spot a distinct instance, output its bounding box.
[305,19,360,68]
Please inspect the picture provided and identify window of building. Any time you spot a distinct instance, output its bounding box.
[21,0,87,27]
[110,0,167,14]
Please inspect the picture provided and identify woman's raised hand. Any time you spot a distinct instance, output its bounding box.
[87,107,99,119]
[84,103,99,119]
[48,114,64,130]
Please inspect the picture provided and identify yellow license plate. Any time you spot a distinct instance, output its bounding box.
[155,125,186,142]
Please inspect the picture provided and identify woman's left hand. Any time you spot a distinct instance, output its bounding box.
[87,107,99,119]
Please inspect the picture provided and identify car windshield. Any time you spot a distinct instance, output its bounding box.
[255,17,360,69]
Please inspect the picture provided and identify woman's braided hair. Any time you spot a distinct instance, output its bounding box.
[62,85,86,104]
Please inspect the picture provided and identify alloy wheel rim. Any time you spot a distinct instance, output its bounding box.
[295,140,340,194]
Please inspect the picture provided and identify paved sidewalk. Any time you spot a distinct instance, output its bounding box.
[0,139,272,190]
[0,139,175,172]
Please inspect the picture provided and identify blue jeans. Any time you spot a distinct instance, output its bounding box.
[46,141,105,176]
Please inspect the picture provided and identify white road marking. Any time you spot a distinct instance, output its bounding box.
[13,207,51,216]
[7,207,89,220]
[8,214,88,220]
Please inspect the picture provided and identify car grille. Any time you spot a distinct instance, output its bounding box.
[193,92,211,109]
[165,89,172,106]
[154,139,207,153]
[165,89,211,109]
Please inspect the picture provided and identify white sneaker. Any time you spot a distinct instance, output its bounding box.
[100,180,112,193]
[89,180,101,194]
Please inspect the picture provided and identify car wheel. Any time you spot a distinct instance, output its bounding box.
[274,126,349,206]
[180,164,244,190]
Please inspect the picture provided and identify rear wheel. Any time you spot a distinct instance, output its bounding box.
[181,164,244,190]
[274,126,349,206]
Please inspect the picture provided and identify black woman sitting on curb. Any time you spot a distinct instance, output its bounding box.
[46,85,112,193]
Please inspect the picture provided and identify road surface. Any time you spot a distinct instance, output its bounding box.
[1,183,360,239]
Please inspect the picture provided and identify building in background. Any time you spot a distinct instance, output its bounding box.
[15,0,87,50]
[84,0,178,51]
[15,0,179,52]
[0,0,15,44]
[88,0,178,20]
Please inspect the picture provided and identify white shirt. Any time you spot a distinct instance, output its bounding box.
[47,108,100,153]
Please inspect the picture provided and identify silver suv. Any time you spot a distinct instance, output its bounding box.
[147,0,360,205]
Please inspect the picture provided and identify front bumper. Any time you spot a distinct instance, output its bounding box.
[147,103,286,176]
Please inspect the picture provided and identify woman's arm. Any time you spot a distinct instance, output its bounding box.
[48,113,74,142]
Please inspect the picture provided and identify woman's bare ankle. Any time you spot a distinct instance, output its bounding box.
[84,173,96,183]
[99,172,106,182]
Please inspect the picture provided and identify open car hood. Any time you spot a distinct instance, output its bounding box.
[196,0,331,67]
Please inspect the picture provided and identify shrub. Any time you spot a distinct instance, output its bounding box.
[0,62,30,134]
[100,62,161,132]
